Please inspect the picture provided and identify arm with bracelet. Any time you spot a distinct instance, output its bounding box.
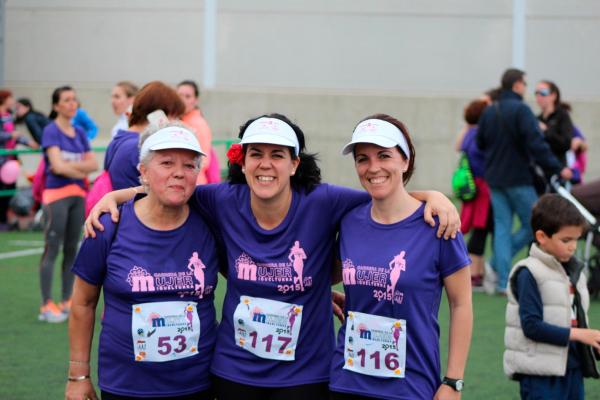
[65,278,101,400]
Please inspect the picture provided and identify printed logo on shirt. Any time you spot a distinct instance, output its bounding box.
[347,316,403,351]
[342,251,407,304]
[234,241,313,293]
[126,252,214,299]
[60,150,84,162]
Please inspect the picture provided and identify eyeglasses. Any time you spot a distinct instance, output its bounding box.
[535,88,551,97]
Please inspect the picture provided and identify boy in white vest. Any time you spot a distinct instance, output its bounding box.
[504,194,600,399]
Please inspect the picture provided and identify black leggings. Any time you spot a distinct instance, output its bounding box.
[101,388,214,400]
[212,375,329,400]
[467,209,494,256]
[39,196,84,303]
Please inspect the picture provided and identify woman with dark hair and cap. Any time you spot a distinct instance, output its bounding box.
[67,122,219,400]
[330,115,472,400]
[86,113,460,399]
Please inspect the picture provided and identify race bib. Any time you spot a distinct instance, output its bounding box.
[233,296,303,361]
[343,311,406,378]
[131,301,200,362]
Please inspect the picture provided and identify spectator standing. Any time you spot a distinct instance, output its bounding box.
[456,99,493,291]
[177,80,213,185]
[504,194,600,399]
[110,81,138,138]
[535,80,574,167]
[39,86,98,323]
[476,68,571,294]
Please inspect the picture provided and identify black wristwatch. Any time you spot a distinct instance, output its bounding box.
[442,376,464,392]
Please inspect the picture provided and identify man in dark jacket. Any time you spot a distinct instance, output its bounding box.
[476,68,572,294]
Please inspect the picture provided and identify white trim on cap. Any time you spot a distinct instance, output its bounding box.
[140,126,205,160]
[240,117,300,156]
[341,118,410,159]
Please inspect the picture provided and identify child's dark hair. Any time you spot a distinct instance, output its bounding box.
[531,194,587,240]
[227,113,321,193]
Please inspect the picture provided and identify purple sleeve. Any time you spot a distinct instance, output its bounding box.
[71,214,115,285]
[326,184,370,223]
[41,124,60,150]
[193,184,221,225]
[439,232,471,278]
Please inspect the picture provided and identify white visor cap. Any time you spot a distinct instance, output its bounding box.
[342,118,410,159]
[240,117,300,156]
[140,126,205,160]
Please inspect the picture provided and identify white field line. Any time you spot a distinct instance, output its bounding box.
[8,240,45,246]
[0,248,44,260]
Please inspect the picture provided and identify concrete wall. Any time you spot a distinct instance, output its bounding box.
[4,0,600,191]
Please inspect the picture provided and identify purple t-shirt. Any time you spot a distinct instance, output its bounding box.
[193,183,368,386]
[460,126,485,178]
[41,122,91,189]
[72,198,219,397]
[105,129,141,190]
[329,203,470,400]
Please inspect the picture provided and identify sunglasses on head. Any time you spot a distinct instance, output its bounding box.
[535,88,551,97]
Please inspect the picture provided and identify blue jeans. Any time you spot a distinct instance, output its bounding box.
[490,185,538,290]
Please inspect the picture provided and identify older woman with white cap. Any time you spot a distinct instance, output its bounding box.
[329,114,473,400]
[86,113,460,399]
[66,122,219,400]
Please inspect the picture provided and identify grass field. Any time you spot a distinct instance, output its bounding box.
[1,230,600,399]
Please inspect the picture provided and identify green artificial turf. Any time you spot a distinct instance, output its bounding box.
[1,230,599,399]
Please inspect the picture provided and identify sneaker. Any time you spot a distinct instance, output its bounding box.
[471,275,484,292]
[482,262,497,296]
[59,299,72,315]
[38,300,68,323]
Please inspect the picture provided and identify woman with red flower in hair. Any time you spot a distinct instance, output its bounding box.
[85,113,460,399]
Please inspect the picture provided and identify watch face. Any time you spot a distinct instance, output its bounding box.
[455,380,464,391]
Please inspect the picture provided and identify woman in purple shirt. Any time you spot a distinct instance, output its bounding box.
[86,113,460,400]
[329,114,473,400]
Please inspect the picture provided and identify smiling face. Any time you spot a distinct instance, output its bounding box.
[54,90,78,120]
[354,143,408,201]
[139,148,200,208]
[177,84,197,114]
[242,143,299,204]
[536,225,582,263]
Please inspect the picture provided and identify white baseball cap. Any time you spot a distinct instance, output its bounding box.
[240,117,300,156]
[341,118,410,159]
[140,126,205,160]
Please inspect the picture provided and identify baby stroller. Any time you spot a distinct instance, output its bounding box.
[551,177,600,298]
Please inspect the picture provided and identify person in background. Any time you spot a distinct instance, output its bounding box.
[1,89,35,229]
[504,194,600,399]
[110,81,139,138]
[15,98,50,146]
[177,80,213,184]
[455,99,493,292]
[568,127,588,184]
[330,115,472,400]
[72,100,99,141]
[39,86,98,323]
[106,81,185,190]
[476,68,571,295]
[535,80,574,168]
[66,122,218,400]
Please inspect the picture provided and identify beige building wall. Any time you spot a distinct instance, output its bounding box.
[4,0,600,190]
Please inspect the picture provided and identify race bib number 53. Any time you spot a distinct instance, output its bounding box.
[131,301,200,362]
[233,296,303,361]
[344,311,406,378]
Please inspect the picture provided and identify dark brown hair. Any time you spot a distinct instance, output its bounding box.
[539,80,571,112]
[531,194,587,240]
[128,81,185,127]
[464,99,488,125]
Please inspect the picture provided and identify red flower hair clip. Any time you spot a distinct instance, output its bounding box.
[226,143,244,166]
